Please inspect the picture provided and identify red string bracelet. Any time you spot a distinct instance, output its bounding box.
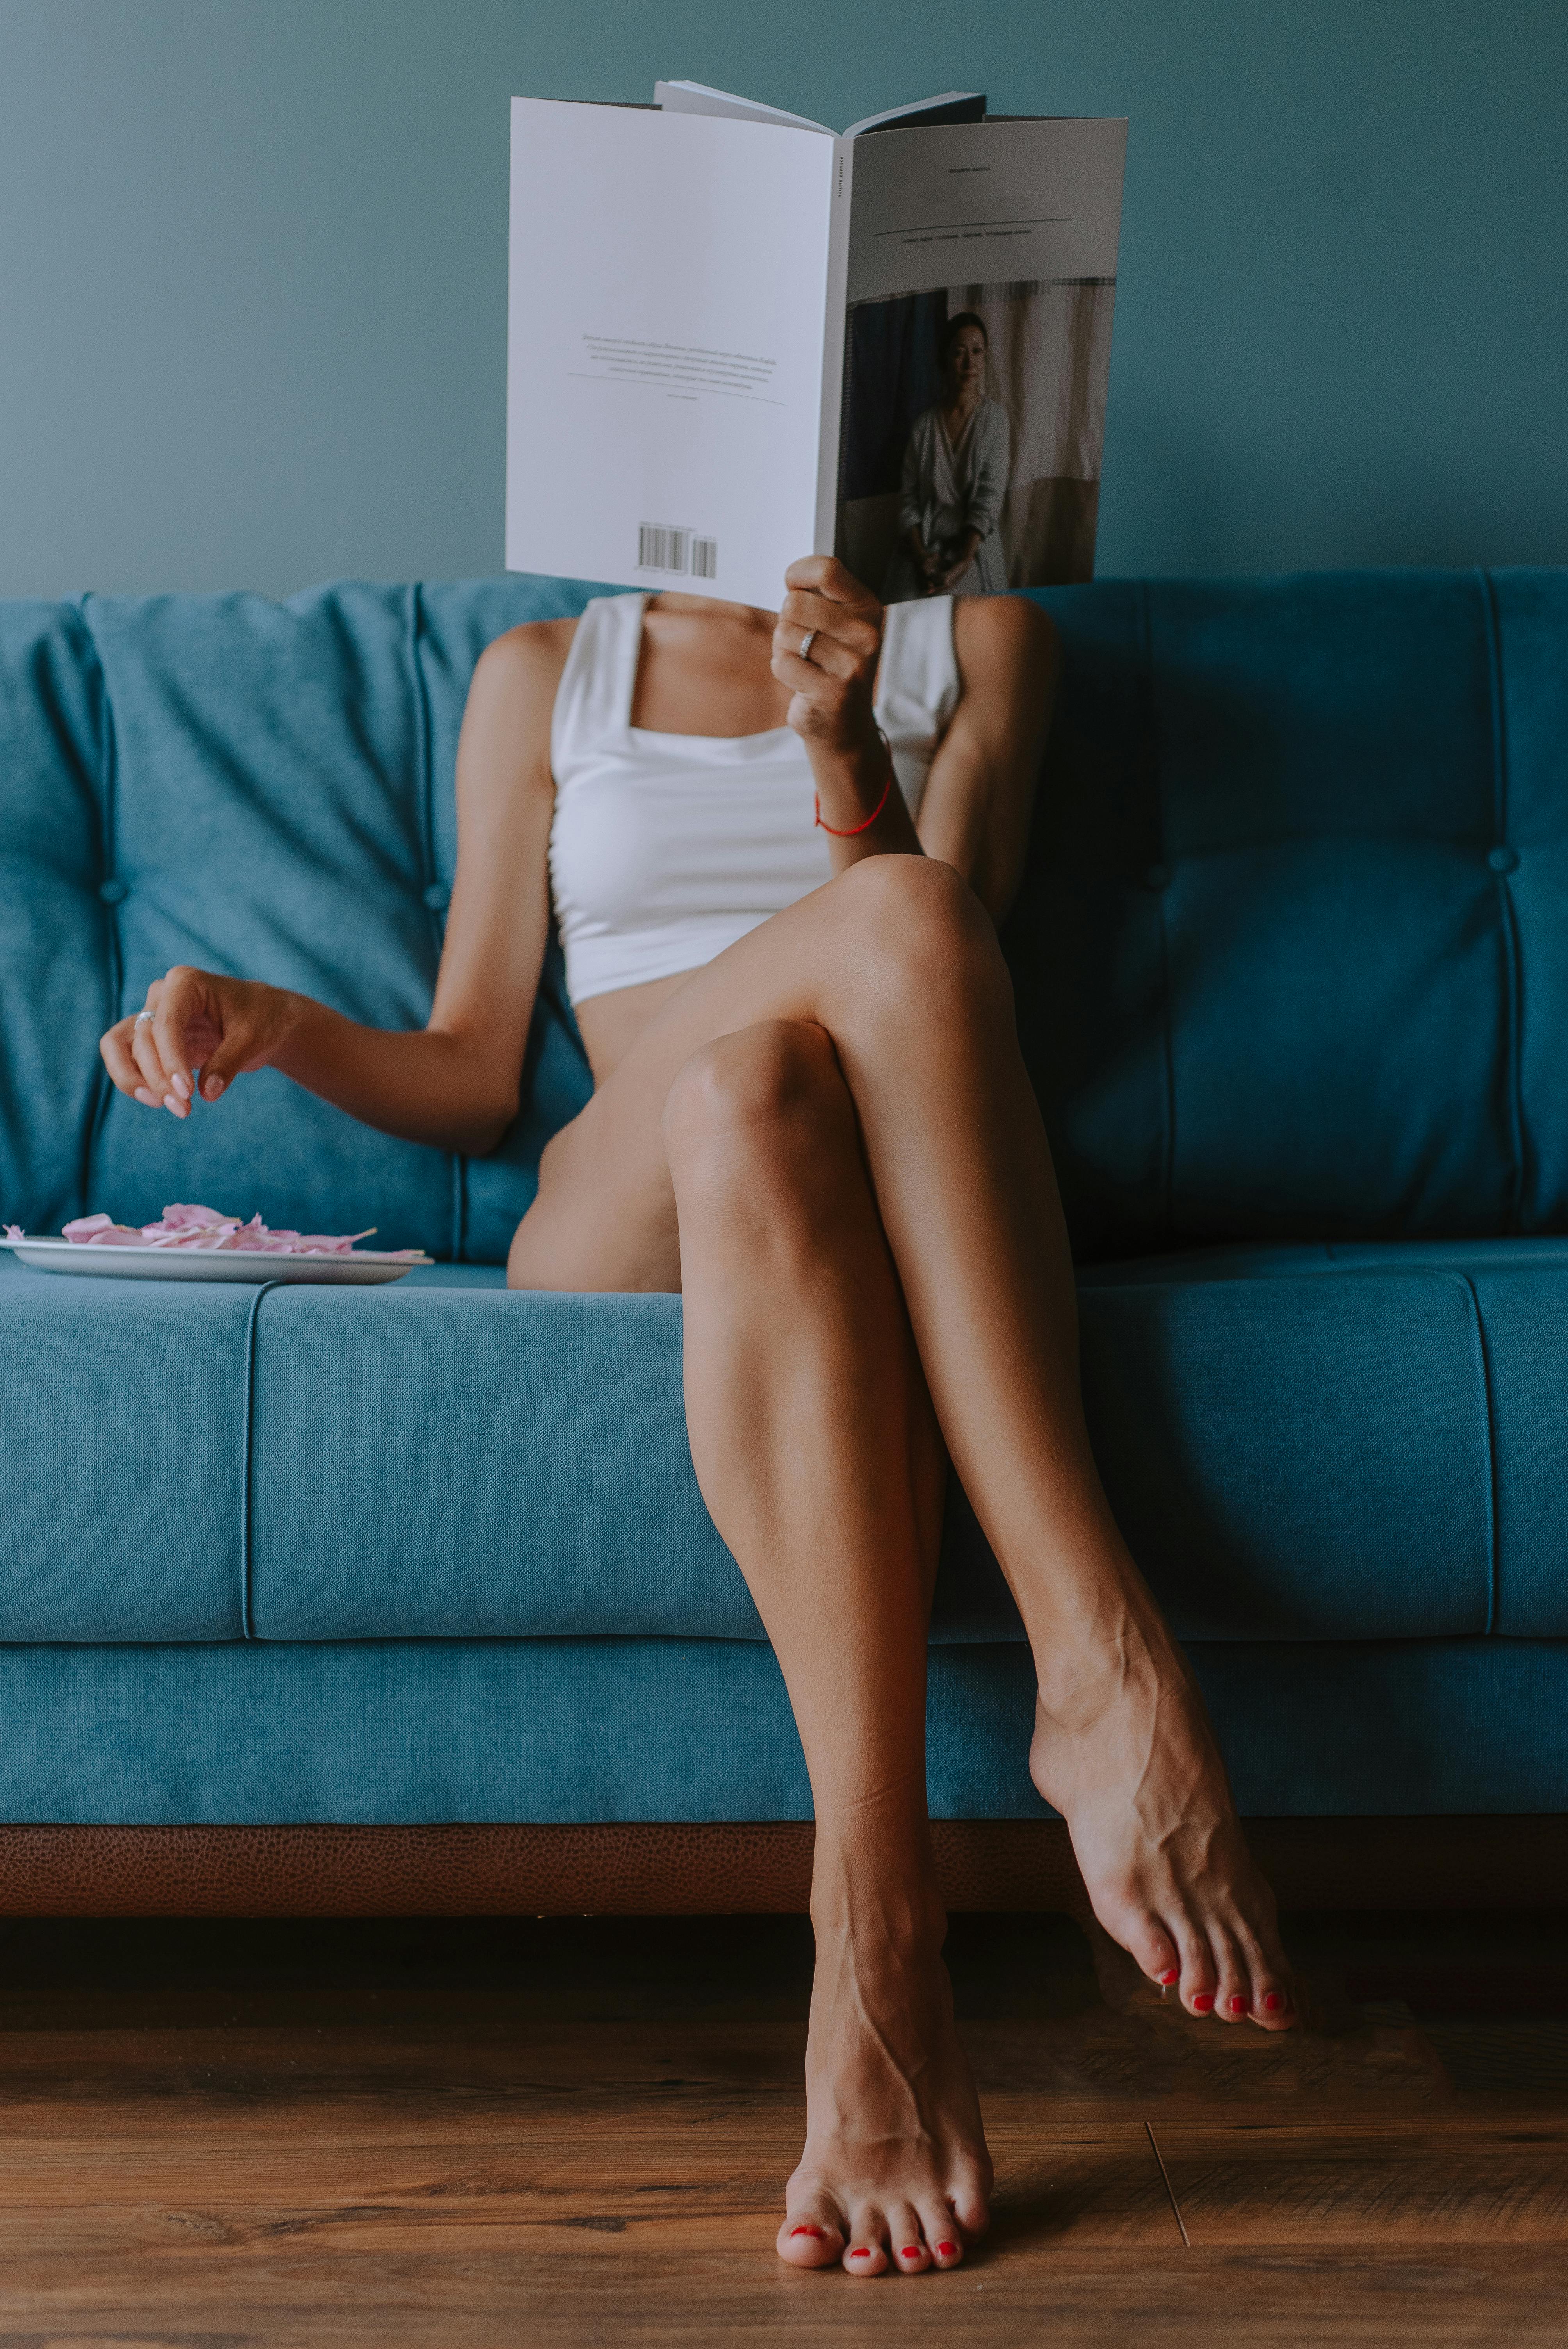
[814,731,895,837]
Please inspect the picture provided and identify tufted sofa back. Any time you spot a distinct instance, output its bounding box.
[2,569,1563,1261]
[1017,570,1568,1256]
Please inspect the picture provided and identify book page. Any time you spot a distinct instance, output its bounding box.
[654,80,831,134]
[836,118,1126,599]
[507,100,834,610]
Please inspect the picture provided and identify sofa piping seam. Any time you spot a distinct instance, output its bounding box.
[1479,569,1527,1233]
[407,582,467,1264]
[72,596,120,1221]
[1451,1269,1500,1638]
[240,1281,280,1640]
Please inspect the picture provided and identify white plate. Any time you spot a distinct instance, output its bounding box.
[1,1238,432,1286]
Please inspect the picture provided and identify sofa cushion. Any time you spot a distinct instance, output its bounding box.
[0,1250,256,1640]
[1007,567,1568,1257]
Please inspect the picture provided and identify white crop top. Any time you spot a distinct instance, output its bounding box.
[548,592,960,1006]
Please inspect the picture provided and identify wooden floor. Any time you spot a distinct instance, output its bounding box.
[0,1904,1564,2345]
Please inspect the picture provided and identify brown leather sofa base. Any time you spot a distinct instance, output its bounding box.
[0,1816,1560,1916]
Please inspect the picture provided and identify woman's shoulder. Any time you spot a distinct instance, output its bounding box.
[953,592,1056,684]
[473,612,579,687]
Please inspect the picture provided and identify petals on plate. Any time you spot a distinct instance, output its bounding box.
[60,1206,420,1258]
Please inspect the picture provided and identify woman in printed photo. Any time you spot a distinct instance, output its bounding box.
[884,312,1011,601]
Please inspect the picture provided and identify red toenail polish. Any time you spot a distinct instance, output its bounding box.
[901,2246,921,2258]
[936,2240,959,2256]
[1192,1992,1214,2012]
[849,2247,872,2259]
[790,2225,825,2239]
[1229,1995,1246,2013]
[1265,1992,1285,2011]
[1158,1968,1178,1985]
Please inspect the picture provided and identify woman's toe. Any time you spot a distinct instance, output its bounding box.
[777,2196,844,2267]
[1120,1907,1181,1991]
[1172,1923,1218,2016]
[1211,1929,1251,2024]
[888,2205,930,2273]
[843,2217,889,2277]
[923,2211,965,2269]
[947,2162,992,2238]
[1245,1957,1298,2029]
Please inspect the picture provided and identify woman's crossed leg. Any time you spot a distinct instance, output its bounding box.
[509,853,1295,2272]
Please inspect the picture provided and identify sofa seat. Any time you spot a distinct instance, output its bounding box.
[6,1235,1563,1649]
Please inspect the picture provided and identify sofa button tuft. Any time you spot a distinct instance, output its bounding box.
[1143,863,1171,893]
[98,877,128,904]
[1487,845,1519,875]
[422,881,451,911]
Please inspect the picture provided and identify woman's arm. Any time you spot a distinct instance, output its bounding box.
[770,561,1055,918]
[772,559,924,871]
[938,526,984,592]
[98,621,570,1157]
[918,593,1057,923]
[898,419,943,592]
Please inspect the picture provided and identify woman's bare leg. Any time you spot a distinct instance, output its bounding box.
[661,1018,989,2274]
[511,854,1294,2031]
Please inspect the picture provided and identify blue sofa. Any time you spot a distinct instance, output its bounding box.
[1,569,1564,1907]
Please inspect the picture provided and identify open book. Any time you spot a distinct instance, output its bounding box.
[507,84,1125,610]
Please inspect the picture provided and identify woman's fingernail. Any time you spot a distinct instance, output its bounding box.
[205,1076,224,1100]
[1192,1993,1215,2012]
[935,2241,959,2257]
[1229,1995,1247,2014]
[171,1072,191,1100]
[790,2225,825,2239]
[1264,1992,1285,2012]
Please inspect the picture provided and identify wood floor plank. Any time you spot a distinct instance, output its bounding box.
[0,2122,1172,2248]
[3,2249,1568,2349]
[1155,2117,1568,2246]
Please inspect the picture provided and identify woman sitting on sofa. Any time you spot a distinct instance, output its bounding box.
[101,558,1295,2281]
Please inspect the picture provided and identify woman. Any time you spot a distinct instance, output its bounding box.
[101,560,1294,2281]
[884,312,1010,601]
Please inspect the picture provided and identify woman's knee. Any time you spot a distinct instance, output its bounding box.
[661,1019,847,1167]
[830,854,1012,1022]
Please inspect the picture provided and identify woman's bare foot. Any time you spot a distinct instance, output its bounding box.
[776,1866,992,2277]
[1030,1633,1297,2032]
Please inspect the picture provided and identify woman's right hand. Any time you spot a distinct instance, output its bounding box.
[100,967,299,1120]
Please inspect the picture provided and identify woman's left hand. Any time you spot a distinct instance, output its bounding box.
[772,558,883,759]
[941,532,983,593]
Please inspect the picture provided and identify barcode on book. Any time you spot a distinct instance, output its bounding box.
[638,524,718,579]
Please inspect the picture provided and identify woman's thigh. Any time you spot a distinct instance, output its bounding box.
[508,900,840,1294]
[506,860,964,1294]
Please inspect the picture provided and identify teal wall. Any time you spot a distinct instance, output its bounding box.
[1,0,1563,597]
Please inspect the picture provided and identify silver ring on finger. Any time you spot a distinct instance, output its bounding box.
[134,1011,154,1027]
[798,629,816,663]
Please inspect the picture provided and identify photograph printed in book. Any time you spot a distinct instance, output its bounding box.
[837,274,1117,599]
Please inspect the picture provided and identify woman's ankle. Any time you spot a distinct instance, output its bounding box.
[807,1795,942,1935]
